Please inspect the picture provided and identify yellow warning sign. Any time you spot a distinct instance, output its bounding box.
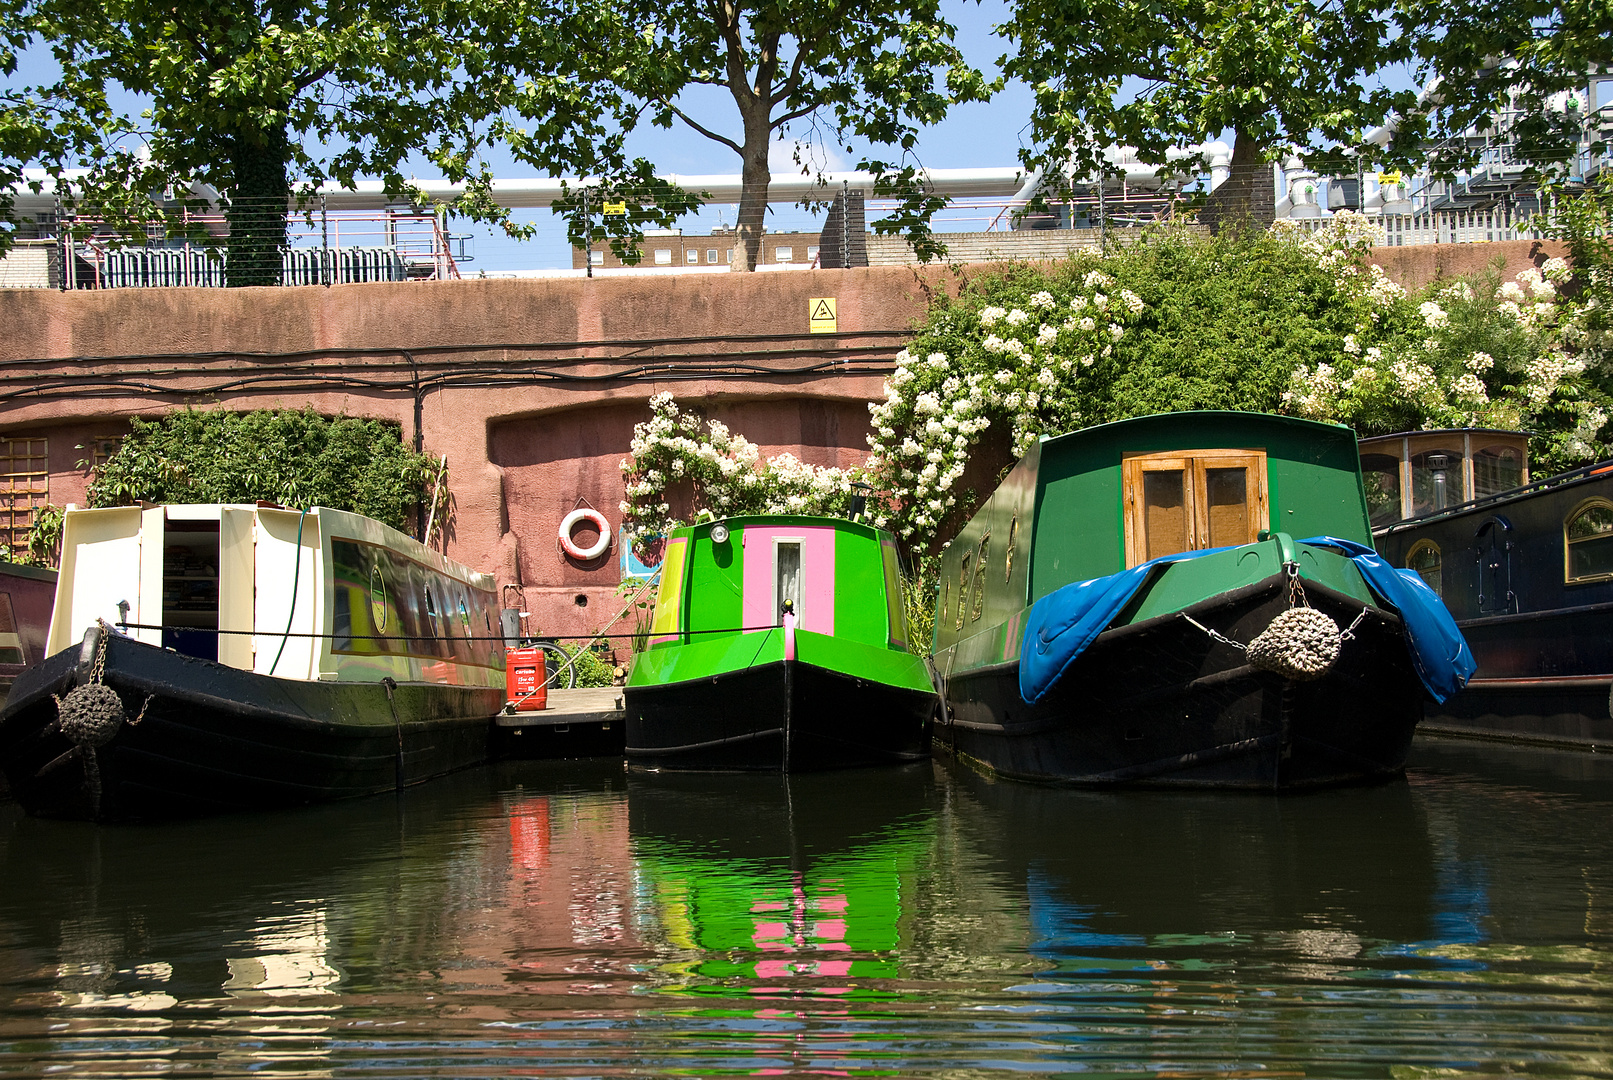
[602,200,627,216]
[809,297,838,334]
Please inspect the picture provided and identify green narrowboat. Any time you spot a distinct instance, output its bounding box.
[625,515,936,771]
[933,411,1474,790]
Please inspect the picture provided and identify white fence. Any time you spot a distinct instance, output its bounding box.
[1296,207,1543,247]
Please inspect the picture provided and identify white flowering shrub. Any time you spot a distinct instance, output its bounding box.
[1275,217,1608,473]
[864,270,1145,551]
[618,393,870,537]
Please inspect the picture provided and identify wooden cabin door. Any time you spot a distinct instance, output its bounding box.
[1122,449,1269,568]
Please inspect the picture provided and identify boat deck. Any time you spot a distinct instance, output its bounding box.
[494,687,626,758]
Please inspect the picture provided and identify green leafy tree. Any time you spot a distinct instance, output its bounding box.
[477,0,992,270]
[1388,0,1610,177]
[27,0,455,283]
[20,0,683,284]
[0,0,113,254]
[997,0,1413,217]
[88,408,440,534]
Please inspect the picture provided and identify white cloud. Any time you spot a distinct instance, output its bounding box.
[769,137,844,175]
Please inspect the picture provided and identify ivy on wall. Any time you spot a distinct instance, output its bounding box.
[87,407,441,535]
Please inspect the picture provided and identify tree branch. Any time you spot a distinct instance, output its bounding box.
[668,102,743,152]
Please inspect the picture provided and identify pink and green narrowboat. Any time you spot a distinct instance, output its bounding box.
[625,515,936,771]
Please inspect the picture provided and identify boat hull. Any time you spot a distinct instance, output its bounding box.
[0,630,499,821]
[1420,676,1613,750]
[940,576,1425,790]
[625,659,935,771]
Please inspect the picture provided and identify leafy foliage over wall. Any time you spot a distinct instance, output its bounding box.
[88,408,440,534]
[622,220,1606,566]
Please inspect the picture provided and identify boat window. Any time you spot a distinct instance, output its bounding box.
[775,540,803,624]
[1203,468,1249,549]
[1566,500,1613,581]
[1122,450,1267,568]
[955,551,972,631]
[459,597,472,637]
[0,593,21,664]
[424,586,439,638]
[881,539,908,649]
[1406,539,1442,595]
[1410,448,1463,516]
[1360,453,1403,527]
[970,533,990,622]
[1473,444,1525,499]
[1004,513,1018,583]
[1142,468,1190,561]
[369,565,388,631]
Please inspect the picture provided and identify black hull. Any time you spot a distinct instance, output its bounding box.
[0,631,498,822]
[940,576,1426,790]
[625,660,934,771]
[1421,676,1613,750]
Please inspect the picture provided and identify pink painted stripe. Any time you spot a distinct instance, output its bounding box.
[741,525,836,635]
[783,611,796,661]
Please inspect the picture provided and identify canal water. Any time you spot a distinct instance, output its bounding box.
[2,739,1611,1077]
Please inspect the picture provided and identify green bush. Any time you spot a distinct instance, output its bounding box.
[88,407,440,534]
[560,642,616,687]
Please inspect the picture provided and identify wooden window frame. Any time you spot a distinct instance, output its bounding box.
[1122,448,1269,568]
[1564,497,1613,584]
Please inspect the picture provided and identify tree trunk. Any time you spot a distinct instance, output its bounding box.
[1200,127,1273,235]
[733,110,772,272]
[224,123,291,287]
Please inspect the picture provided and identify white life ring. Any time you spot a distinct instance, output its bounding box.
[559,508,611,560]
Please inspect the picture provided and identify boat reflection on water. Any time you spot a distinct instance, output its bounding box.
[948,765,1447,980]
[4,748,1613,1075]
[624,764,943,997]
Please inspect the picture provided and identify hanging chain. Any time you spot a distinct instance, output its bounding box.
[1285,562,1310,609]
[91,619,110,684]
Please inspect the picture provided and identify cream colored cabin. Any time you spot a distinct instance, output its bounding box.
[46,504,503,687]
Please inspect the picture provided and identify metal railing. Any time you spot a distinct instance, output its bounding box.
[49,203,467,289]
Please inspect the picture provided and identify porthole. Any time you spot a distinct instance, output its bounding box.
[369,565,388,631]
[1565,498,1613,581]
[459,598,472,637]
[1406,539,1442,596]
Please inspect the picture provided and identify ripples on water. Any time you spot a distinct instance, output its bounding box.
[2,737,1612,1077]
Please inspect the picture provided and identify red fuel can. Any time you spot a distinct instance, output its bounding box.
[506,647,548,712]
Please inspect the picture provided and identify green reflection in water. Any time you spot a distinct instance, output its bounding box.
[637,837,926,994]
[626,769,940,1000]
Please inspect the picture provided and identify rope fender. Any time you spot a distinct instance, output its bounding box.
[39,621,155,814]
[1181,563,1369,683]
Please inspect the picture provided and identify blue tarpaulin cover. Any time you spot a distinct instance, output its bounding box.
[1018,538,1475,706]
[1295,536,1476,703]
